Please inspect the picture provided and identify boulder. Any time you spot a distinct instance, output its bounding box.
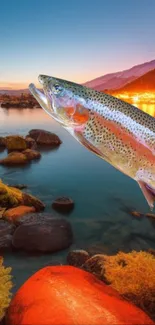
[13,212,56,226]
[6,266,153,325]
[67,249,90,267]
[0,180,45,211]
[22,149,41,160]
[25,136,37,149]
[3,206,36,222]
[12,216,73,252]
[5,135,27,152]
[28,129,62,146]
[52,196,74,213]
[0,137,6,148]
[0,152,28,166]
[0,220,15,250]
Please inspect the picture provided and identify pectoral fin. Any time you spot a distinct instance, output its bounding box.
[138,181,155,210]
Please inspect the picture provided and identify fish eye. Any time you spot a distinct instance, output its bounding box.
[53,84,63,94]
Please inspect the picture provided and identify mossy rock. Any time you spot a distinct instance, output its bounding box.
[83,251,155,321]
[5,136,27,152]
[0,180,45,211]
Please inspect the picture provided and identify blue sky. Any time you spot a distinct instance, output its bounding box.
[0,0,155,88]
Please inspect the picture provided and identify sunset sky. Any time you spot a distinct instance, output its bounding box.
[1,0,155,89]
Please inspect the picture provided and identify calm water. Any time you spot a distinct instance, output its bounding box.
[1,104,155,293]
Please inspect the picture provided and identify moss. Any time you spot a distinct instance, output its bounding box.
[0,257,13,321]
[0,180,45,211]
[100,251,155,320]
[5,135,27,151]
[0,180,23,208]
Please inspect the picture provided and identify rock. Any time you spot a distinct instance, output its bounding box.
[131,211,143,218]
[28,129,62,146]
[13,212,52,226]
[0,152,28,166]
[52,196,74,213]
[22,193,45,211]
[67,250,90,267]
[22,149,41,160]
[0,137,6,148]
[0,180,45,211]
[0,220,15,250]
[5,135,27,152]
[25,136,37,149]
[6,266,153,325]
[145,213,155,220]
[3,206,36,222]
[12,216,73,252]
[82,254,107,281]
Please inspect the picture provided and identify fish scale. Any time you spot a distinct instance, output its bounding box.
[29,75,155,209]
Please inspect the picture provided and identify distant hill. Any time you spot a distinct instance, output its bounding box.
[113,69,155,93]
[84,59,155,91]
[0,89,30,96]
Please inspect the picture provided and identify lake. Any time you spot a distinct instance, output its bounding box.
[1,102,155,293]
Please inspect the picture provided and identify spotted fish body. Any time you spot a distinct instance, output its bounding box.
[29,75,155,209]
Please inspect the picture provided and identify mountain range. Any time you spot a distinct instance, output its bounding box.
[112,68,155,93]
[84,59,155,91]
[0,59,155,96]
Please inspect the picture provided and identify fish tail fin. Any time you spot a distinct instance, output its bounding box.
[138,181,155,211]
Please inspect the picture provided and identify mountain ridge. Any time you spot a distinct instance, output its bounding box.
[84,59,155,91]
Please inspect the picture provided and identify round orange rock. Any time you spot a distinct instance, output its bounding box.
[6,265,153,325]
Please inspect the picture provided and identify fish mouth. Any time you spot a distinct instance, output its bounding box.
[28,81,66,126]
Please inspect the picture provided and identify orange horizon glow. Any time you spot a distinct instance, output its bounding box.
[0,81,40,90]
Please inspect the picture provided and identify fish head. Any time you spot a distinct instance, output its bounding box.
[37,74,90,129]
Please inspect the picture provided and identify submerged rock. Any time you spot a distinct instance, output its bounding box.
[12,216,73,252]
[3,206,36,222]
[0,180,45,211]
[6,265,153,325]
[67,249,90,267]
[0,152,28,166]
[5,135,27,152]
[22,149,41,160]
[0,220,15,250]
[52,196,74,213]
[130,211,143,218]
[28,129,62,146]
[145,213,155,220]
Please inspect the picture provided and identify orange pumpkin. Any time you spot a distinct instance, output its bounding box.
[6,265,153,325]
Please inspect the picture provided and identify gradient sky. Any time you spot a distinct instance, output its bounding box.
[0,0,155,89]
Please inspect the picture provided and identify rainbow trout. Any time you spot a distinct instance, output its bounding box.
[29,75,155,209]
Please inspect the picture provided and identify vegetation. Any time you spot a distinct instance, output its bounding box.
[0,257,13,320]
[102,251,155,320]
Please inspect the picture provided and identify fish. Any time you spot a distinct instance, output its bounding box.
[29,75,155,210]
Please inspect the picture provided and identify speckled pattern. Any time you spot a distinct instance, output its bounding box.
[31,75,155,206]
